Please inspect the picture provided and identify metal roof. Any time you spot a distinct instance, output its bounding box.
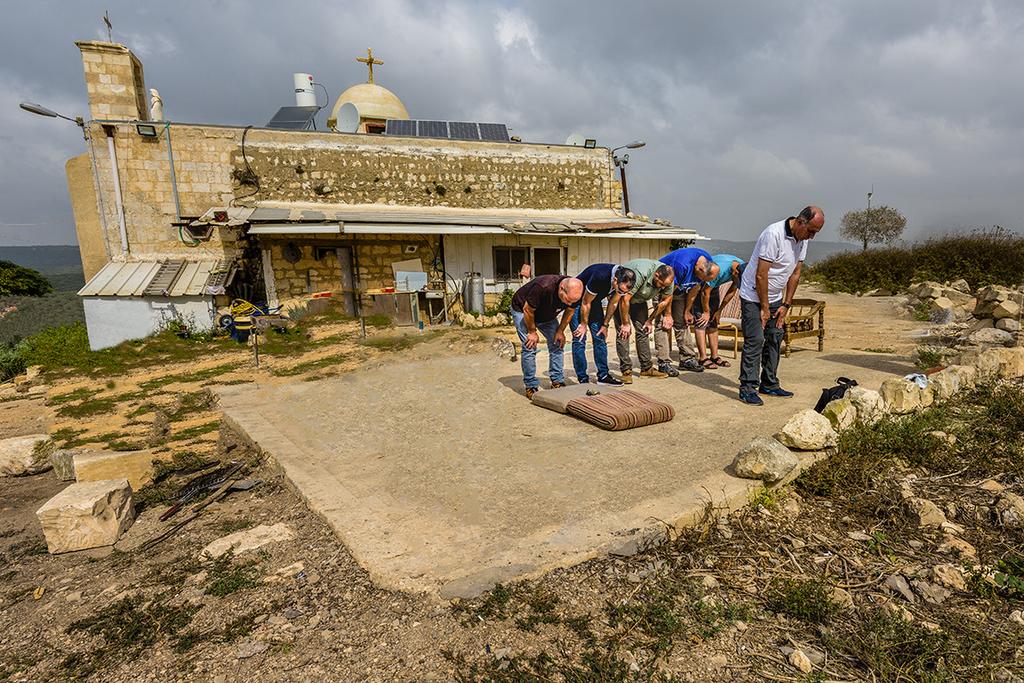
[79,259,225,297]
[190,202,706,240]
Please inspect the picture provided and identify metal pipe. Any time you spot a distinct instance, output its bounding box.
[620,163,631,215]
[105,129,130,254]
[84,125,113,261]
[165,122,181,221]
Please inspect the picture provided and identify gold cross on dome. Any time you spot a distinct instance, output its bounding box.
[356,48,384,84]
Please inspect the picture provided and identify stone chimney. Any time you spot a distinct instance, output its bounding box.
[75,40,149,121]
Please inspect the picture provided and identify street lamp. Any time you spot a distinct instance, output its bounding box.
[19,102,85,135]
[610,140,646,215]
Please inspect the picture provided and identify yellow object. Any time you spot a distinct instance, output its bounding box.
[356,47,384,83]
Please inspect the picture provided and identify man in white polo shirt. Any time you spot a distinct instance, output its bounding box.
[738,206,825,405]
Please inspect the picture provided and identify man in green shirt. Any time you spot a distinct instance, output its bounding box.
[615,258,675,383]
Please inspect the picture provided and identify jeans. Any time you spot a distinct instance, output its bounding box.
[512,309,565,389]
[620,300,666,372]
[656,293,697,363]
[739,298,784,392]
[570,303,610,381]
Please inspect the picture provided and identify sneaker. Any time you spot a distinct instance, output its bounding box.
[759,386,794,398]
[679,357,704,373]
[738,390,764,406]
[597,375,624,386]
[640,367,668,379]
[577,377,590,384]
[551,381,566,389]
[621,371,633,385]
[658,362,680,377]
[525,387,538,400]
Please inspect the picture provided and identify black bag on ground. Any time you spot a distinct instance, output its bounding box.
[814,377,858,413]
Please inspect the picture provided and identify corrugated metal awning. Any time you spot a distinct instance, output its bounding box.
[79,259,226,297]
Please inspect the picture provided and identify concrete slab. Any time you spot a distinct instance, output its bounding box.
[217,347,912,598]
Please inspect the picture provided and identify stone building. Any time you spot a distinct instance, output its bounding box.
[66,40,703,349]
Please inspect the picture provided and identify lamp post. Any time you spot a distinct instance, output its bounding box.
[611,140,645,215]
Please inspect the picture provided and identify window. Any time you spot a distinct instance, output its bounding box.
[493,246,530,281]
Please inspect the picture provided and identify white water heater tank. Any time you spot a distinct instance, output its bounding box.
[293,73,316,107]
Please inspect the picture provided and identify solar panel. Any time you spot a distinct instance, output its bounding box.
[417,120,449,138]
[478,123,510,141]
[385,119,416,136]
[266,106,319,130]
[448,122,480,140]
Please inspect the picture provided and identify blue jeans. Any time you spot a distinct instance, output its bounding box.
[570,305,609,381]
[512,309,565,389]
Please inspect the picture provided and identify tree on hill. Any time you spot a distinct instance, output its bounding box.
[0,260,53,296]
[840,205,907,251]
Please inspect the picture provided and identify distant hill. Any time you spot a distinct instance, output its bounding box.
[0,245,84,291]
[696,239,858,265]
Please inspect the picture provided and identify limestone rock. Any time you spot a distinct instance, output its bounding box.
[731,436,799,483]
[884,574,917,602]
[36,479,134,554]
[774,410,838,450]
[822,397,856,432]
[949,278,971,294]
[1010,610,1024,627]
[931,564,966,592]
[968,327,1014,347]
[906,497,946,527]
[927,368,960,400]
[879,378,921,414]
[938,534,977,560]
[0,434,54,476]
[911,579,951,605]
[994,492,1024,528]
[49,449,79,481]
[201,523,295,559]
[991,299,1021,320]
[996,318,1021,333]
[787,649,813,674]
[847,386,885,425]
[929,297,954,313]
[975,347,1024,380]
[74,449,156,490]
[914,282,944,299]
[978,478,1005,492]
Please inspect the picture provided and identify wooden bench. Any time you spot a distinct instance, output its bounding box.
[718,297,826,358]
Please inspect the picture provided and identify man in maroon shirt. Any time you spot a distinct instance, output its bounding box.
[511,274,584,399]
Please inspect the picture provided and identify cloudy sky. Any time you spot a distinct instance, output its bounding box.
[1,0,1022,245]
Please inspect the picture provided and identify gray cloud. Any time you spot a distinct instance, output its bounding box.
[1,0,1021,246]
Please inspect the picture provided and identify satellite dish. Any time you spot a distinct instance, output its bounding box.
[565,132,586,146]
[335,102,360,133]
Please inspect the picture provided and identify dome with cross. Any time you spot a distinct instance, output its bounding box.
[327,48,409,134]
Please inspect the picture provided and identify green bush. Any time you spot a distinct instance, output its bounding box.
[807,227,1024,293]
[0,345,26,382]
[19,323,93,373]
[485,288,515,317]
[0,260,52,296]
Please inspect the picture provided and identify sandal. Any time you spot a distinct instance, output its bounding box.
[712,356,731,368]
[700,358,719,370]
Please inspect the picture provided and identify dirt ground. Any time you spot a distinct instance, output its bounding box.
[6,289,1000,683]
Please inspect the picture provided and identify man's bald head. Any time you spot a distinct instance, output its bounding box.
[559,277,584,305]
[793,205,825,240]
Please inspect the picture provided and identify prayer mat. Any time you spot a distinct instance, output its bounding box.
[530,383,621,413]
[565,389,674,431]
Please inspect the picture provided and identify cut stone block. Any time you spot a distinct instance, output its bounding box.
[36,479,134,554]
[731,436,799,483]
[775,410,838,450]
[74,449,156,490]
[975,347,1024,381]
[996,318,1021,333]
[200,523,295,559]
[822,397,857,431]
[968,328,1014,347]
[847,386,885,425]
[990,299,1021,320]
[0,434,54,476]
[928,368,962,401]
[49,449,79,481]
[880,378,921,414]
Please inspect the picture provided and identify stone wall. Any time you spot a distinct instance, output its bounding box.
[260,234,442,305]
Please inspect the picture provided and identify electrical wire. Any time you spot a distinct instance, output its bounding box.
[230,125,260,207]
[314,82,330,130]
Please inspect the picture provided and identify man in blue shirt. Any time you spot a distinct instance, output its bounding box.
[569,263,636,385]
[693,254,746,369]
[654,247,718,374]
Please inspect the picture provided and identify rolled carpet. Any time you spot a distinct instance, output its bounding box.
[565,389,674,431]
